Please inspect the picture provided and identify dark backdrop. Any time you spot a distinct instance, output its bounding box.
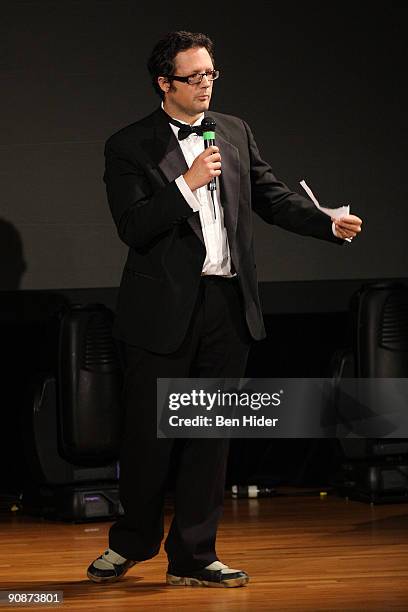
[1,0,407,291]
[2,1,408,494]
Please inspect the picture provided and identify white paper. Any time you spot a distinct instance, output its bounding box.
[300,179,352,241]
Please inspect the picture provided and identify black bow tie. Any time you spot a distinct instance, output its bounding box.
[165,115,204,140]
[177,124,204,140]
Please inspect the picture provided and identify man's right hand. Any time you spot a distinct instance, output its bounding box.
[183,146,222,192]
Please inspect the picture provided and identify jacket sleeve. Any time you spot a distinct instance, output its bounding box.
[243,121,344,244]
[104,138,196,249]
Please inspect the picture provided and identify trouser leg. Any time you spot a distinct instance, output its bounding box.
[109,333,197,559]
[165,277,251,573]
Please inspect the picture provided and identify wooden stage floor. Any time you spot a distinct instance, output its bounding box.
[1,492,408,611]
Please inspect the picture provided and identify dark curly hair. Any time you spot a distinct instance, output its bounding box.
[147,31,215,99]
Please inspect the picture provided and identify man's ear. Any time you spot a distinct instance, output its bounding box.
[158,76,170,94]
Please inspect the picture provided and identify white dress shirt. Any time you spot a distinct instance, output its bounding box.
[163,107,234,277]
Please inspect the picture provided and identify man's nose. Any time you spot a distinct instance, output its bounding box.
[200,74,212,87]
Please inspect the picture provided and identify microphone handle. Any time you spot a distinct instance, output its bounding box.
[204,137,217,191]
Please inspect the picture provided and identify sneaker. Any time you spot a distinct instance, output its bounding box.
[166,560,249,588]
[87,548,138,583]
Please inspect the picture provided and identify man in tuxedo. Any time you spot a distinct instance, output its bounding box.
[87,31,362,588]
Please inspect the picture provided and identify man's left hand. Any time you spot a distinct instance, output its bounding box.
[332,214,363,240]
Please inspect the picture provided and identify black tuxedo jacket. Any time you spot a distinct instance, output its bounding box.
[104,107,343,353]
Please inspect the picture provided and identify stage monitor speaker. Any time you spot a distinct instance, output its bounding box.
[333,282,408,503]
[21,375,123,520]
[57,303,124,465]
[354,282,408,377]
[20,302,124,520]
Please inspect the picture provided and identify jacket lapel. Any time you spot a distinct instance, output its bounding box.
[156,128,188,181]
[215,126,240,243]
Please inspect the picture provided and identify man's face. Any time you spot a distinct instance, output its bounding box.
[160,46,214,119]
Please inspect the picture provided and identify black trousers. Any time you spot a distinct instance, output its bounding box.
[109,275,251,574]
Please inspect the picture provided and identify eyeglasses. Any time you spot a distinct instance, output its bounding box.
[166,69,220,86]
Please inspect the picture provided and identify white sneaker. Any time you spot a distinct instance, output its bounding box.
[87,548,138,583]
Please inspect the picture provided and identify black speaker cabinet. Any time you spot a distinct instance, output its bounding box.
[21,303,125,521]
[22,376,123,521]
[58,303,124,465]
[333,282,408,503]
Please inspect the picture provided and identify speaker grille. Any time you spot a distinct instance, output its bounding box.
[82,313,119,369]
[379,293,408,350]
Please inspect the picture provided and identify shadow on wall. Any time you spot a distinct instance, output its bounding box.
[0,218,26,289]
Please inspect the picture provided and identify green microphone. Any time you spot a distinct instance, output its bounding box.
[201,116,217,219]
[201,117,217,192]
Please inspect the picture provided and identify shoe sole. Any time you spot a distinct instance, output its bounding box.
[87,570,125,584]
[87,561,137,584]
[166,573,249,588]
